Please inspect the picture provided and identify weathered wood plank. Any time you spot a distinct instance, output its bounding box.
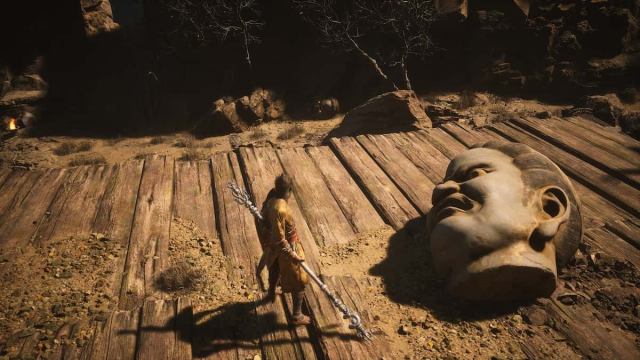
[211,151,310,360]
[304,276,387,360]
[106,310,140,360]
[85,314,114,360]
[605,219,640,250]
[34,166,114,244]
[357,133,435,214]
[277,147,355,246]
[174,160,217,240]
[544,117,640,167]
[92,161,145,246]
[0,166,11,188]
[306,146,385,234]
[174,298,193,360]
[510,117,640,188]
[388,132,449,184]
[0,168,67,248]
[137,299,178,360]
[211,152,262,277]
[90,161,144,303]
[544,298,640,360]
[0,169,42,223]
[416,128,468,160]
[488,122,640,217]
[329,137,419,230]
[584,227,640,270]
[441,122,487,148]
[119,156,174,310]
[237,146,321,271]
[564,116,640,150]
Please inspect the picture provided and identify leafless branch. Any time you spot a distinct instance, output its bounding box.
[294,0,435,90]
[160,0,264,67]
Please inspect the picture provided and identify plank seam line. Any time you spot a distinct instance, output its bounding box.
[27,169,67,246]
[355,134,424,215]
[0,167,13,190]
[487,123,640,219]
[327,138,399,229]
[510,118,640,190]
[305,147,365,234]
[208,157,222,241]
[118,158,147,309]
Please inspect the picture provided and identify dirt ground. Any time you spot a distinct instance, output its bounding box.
[1,92,639,359]
[0,92,597,170]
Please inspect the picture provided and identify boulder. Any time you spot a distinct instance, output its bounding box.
[83,0,119,36]
[236,96,260,124]
[235,88,285,123]
[620,112,640,139]
[312,97,340,119]
[193,99,247,137]
[583,95,623,125]
[11,74,48,91]
[327,90,431,138]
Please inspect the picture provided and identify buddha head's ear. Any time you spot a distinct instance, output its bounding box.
[530,186,571,251]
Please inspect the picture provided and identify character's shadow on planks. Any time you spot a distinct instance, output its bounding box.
[369,215,532,322]
[125,296,358,358]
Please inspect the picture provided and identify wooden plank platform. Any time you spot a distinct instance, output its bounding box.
[0,168,67,247]
[306,146,385,233]
[119,155,174,310]
[1,115,639,360]
[174,160,217,241]
[277,147,355,246]
[330,137,419,229]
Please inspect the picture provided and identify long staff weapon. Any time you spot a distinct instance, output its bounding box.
[228,182,372,340]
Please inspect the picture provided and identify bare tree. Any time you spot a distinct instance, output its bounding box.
[160,0,264,67]
[293,0,435,91]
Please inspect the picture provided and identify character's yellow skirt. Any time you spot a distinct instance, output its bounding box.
[278,242,309,292]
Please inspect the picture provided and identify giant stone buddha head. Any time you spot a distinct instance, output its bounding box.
[427,141,582,301]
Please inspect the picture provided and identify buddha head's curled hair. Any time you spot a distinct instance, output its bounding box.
[473,141,582,268]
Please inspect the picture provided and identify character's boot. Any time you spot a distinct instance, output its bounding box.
[291,290,311,325]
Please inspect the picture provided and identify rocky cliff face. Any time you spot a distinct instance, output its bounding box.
[425,0,639,99]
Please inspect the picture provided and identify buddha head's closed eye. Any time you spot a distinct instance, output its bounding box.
[427,141,582,301]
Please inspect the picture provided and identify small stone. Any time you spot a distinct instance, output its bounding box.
[398,325,411,335]
[524,308,548,326]
[535,111,552,119]
[512,314,523,324]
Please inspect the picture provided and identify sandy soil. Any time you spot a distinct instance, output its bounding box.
[0,117,342,169]
[0,233,124,358]
[0,92,593,170]
[1,91,638,359]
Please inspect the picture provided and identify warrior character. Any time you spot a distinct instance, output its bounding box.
[258,174,311,325]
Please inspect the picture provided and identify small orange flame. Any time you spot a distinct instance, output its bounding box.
[8,118,17,130]
[8,118,17,131]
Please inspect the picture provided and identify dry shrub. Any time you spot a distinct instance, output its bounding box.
[489,106,515,123]
[68,154,107,166]
[456,90,476,110]
[54,141,93,156]
[156,262,202,291]
[249,127,268,140]
[149,136,166,145]
[179,148,201,161]
[133,152,151,160]
[174,137,195,148]
[276,124,305,140]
